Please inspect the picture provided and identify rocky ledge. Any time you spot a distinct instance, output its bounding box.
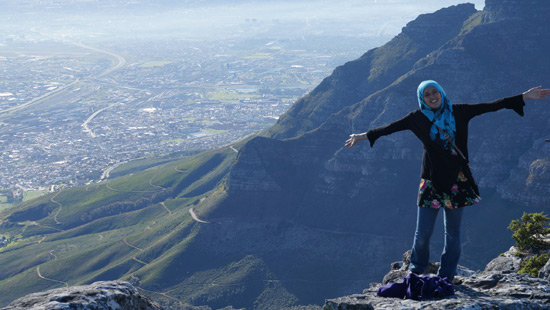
[324,249,550,310]
[1,281,163,310]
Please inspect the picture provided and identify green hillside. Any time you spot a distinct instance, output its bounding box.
[0,146,238,307]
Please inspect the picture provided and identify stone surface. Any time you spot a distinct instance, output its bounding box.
[1,281,163,310]
[539,257,550,280]
[324,272,550,310]
[484,246,522,274]
[323,249,550,310]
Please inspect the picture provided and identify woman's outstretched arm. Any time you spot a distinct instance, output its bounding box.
[522,86,550,100]
[345,132,368,148]
[458,86,550,120]
[345,111,415,149]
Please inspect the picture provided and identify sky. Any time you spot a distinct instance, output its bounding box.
[1,1,486,42]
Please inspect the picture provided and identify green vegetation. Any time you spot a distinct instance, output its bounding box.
[508,212,550,252]
[0,146,238,307]
[108,156,176,179]
[518,254,549,277]
[459,11,483,35]
[23,190,48,202]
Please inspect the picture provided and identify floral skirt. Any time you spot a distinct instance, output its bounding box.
[417,170,481,209]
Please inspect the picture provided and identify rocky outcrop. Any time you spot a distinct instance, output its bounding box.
[323,248,550,310]
[1,281,163,310]
[325,272,550,310]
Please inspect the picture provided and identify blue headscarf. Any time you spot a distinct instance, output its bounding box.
[417,80,456,149]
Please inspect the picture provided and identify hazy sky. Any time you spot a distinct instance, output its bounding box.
[2,1,486,41]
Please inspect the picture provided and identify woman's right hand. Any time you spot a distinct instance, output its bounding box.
[345,133,366,148]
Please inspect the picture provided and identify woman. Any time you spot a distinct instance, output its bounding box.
[345,80,550,280]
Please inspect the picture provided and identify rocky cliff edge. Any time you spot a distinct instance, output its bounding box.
[0,281,163,310]
[324,248,550,309]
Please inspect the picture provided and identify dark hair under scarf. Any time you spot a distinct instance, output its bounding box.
[417,80,456,149]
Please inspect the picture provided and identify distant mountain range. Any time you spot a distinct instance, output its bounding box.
[1,0,550,309]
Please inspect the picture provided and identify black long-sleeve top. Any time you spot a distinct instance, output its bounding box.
[366,94,525,193]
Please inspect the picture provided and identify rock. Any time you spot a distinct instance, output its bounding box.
[381,250,474,285]
[381,269,408,286]
[1,281,163,310]
[325,272,550,310]
[539,257,550,280]
[324,251,550,310]
[485,255,521,273]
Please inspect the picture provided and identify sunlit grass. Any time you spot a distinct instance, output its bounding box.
[23,190,48,202]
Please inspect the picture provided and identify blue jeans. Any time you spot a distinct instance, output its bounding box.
[409,206,463,280]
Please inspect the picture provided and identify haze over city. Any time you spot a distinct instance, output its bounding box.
[0,0,483,199]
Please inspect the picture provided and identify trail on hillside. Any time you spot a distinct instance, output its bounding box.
[122,237,149,266]
[189,208,209,224]
[172,166,211,224]
[49,250,58,261]
[122,237,143,251]
[50,191,63,225]
[160,202,172,215]
[148,169,166,190]
[36,266,68,288]
[136,285,184,307]
[105,169,168,193]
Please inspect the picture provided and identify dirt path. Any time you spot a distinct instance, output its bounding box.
[122,237,143,251]
[122,237,149,266]
[51,191,63,225]
[136,286,184,307]
[160,202,172,215]
[189,208,209,224]
[36,266,68,288]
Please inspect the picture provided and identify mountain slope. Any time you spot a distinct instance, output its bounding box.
[265,4,477,139]
[2,1,550,309]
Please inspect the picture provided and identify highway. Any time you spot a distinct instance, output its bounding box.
[0,27,127,117]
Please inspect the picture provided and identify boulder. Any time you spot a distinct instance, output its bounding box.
[1,281,163,310]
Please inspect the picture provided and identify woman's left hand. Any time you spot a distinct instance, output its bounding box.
[523,86,550,100]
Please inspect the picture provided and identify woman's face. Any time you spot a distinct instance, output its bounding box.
[423,86,442,110]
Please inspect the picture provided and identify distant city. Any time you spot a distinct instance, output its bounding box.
[0,31,373,196]
[0,0,484,200]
